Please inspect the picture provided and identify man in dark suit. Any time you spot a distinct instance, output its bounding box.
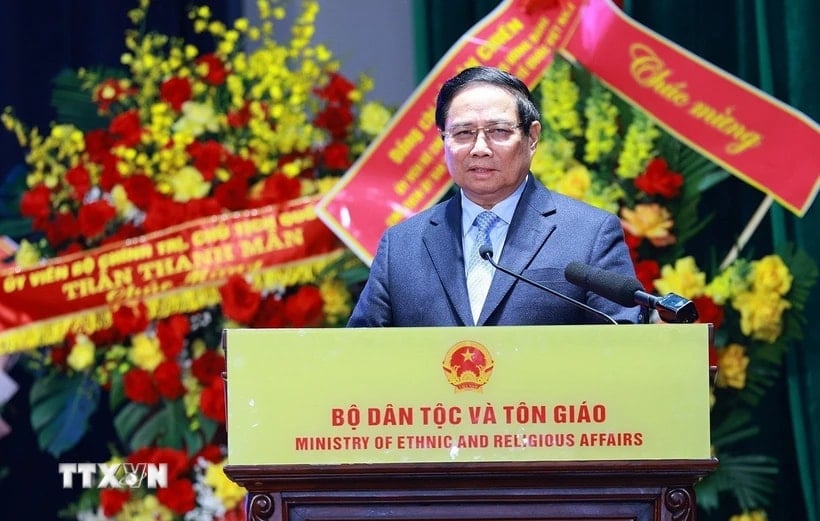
[348,66,641,327]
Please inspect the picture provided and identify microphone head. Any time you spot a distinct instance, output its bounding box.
[479,242,494,260]
[564,261,644,308]
[564,261,589,286]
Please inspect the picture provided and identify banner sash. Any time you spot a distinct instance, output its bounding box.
[563,0,819,217]
[0,196,343,355]
[315,0,578,264]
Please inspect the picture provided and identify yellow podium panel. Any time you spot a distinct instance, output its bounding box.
[225,324,711,465]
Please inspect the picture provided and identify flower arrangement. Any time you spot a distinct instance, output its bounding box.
[1,0,391,519]
[532,55,818,519]
[3,0,391,259]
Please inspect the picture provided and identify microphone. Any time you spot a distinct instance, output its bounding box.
[564,261,699,324]
[479,244,618,325]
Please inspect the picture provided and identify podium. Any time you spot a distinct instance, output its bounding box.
[223,325,717,521]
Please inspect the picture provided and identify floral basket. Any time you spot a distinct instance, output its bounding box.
[533,55,818,520]
[0,0,392,518]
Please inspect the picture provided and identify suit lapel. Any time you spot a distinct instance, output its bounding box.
[423,197,474,326]
[478,177,557,325]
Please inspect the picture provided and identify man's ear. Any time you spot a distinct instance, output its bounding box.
[528,121,541,151]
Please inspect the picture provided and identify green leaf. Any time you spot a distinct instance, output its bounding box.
[710,408,758,448]
[0,164,33,240]
[115,397,209,452]
[696,452,778,511]
[49,67,116,131]
[108,371,126,410]
[29,372,100,457]
[113,401,151,444]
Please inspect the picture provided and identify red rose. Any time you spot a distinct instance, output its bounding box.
[83,129,116,165]
[196,54,229,85]
[123,368,160,405]
[160,76,193,111]
[153,360,185,400]
[252,173,301,207]
[90,326,123,347]
[93,78,134,113]
[188,140,225,181]
[49,345,70,368]
[157,479,197,514]
[46,211,80,247]
[314,72,355,102]
[127,446,155,465]
[65,164,92,202]
[284,285,324,327]
[623,230,642,248]
[633,259,661,293]
[112,302,149,336]
[191,350,225,386]
[109,109,143,147]
[185,196,222,221]
[219,275,262,323]
[19,184,52,220]
[194,443,224,464]
[77,200,116,238]
[251,295,287,328]
[143,196,186,233]
[99,488,130,517]
[121,174,157,210]
[97,158,123,191]
[634,157,684,199]
[156,314,190,359]
[314,104,353,139]
[692,295,724,329]
[321,142,351,170]
[227,103,251,128]
[214,176,250,211]
[225,154,256,180]
[200,377,226,422]
[129,446,189,478]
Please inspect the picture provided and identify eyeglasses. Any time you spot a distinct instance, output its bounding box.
[441,123,524,146]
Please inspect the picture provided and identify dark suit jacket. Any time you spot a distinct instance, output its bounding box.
[348,176,642,326]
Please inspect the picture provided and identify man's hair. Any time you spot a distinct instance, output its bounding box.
[435,66,541,131]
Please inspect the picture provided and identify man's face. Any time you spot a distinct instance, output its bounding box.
[442,83,540,209]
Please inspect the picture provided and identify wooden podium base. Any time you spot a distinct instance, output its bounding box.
[226,459,718,521]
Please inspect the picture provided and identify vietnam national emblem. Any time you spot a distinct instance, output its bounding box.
[442,341,494,392]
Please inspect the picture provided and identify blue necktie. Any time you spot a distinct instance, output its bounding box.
[466,211,500,324]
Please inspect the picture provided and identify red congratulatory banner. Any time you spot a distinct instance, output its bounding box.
[563,0,819,218]
[0,196,343,355]
[316,0,581,263]
[316,0,819,265]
